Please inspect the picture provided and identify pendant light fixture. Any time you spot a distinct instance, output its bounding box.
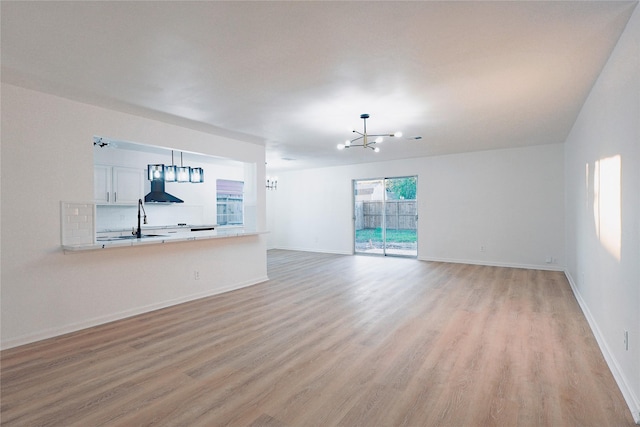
[337,114,402,153]
[176,152,191,182]
[190,167,204,183]
[147,164,164,181]
[147,151,203,183]
[164,151,177,182]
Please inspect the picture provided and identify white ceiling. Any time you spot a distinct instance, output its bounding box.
[2,1,636,173]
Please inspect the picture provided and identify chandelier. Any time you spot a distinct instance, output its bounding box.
[337,114,402,153]
[147,151,204,183]
[266,176,278,190]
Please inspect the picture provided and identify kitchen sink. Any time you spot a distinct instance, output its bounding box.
[122,234,167,239]
[97,234,167,241]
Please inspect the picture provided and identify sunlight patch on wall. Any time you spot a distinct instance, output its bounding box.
[592,155,621,261]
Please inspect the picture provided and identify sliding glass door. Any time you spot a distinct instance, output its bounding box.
[354,179,385,254]
[354,176,417,257]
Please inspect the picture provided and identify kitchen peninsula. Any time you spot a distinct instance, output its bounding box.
[63,225,266,252]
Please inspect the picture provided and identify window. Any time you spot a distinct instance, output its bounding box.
[216,179,244,225]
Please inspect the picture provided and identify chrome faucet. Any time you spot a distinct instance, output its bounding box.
[135,198,147,238]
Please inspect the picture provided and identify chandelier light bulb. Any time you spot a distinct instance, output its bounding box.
[394,131,403,138]
[337,143,345,150]
[345,140,351,147]
[374,147,380,153]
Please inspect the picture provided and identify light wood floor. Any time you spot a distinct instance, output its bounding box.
[1,250,635,426]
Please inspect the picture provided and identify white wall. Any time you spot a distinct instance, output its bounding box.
[564,4,640,421]
[269,143,565,270]
[0,83,268,349]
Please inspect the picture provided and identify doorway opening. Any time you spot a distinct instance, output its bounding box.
[353,176,417,257]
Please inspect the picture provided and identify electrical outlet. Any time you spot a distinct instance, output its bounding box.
[624,330,629,351]
[194,270,200,280]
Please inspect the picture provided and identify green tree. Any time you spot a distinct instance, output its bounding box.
[386,177,416,200]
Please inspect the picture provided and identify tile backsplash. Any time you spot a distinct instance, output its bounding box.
[61,202,96,245]
[96,204,206,230]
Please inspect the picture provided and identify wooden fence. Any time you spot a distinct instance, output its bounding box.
[355,200,417,230]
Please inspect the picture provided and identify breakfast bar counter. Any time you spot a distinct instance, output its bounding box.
[62,228,267,252]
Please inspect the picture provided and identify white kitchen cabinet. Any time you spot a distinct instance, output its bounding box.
[94,165,111,204]
[94,165,143,205]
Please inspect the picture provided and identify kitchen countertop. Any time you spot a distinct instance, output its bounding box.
[63,227,267,252]
[97,224,218,233]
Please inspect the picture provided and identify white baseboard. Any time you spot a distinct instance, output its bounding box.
[418,255,565,271]
[271,249,566,271]
[1,275,269,350]
[564,271,640,424]
[270,246,352,256]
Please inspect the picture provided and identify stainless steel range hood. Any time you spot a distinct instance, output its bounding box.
[144,180,184,203]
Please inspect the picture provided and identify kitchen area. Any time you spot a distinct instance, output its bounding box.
[61,136,264,251]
